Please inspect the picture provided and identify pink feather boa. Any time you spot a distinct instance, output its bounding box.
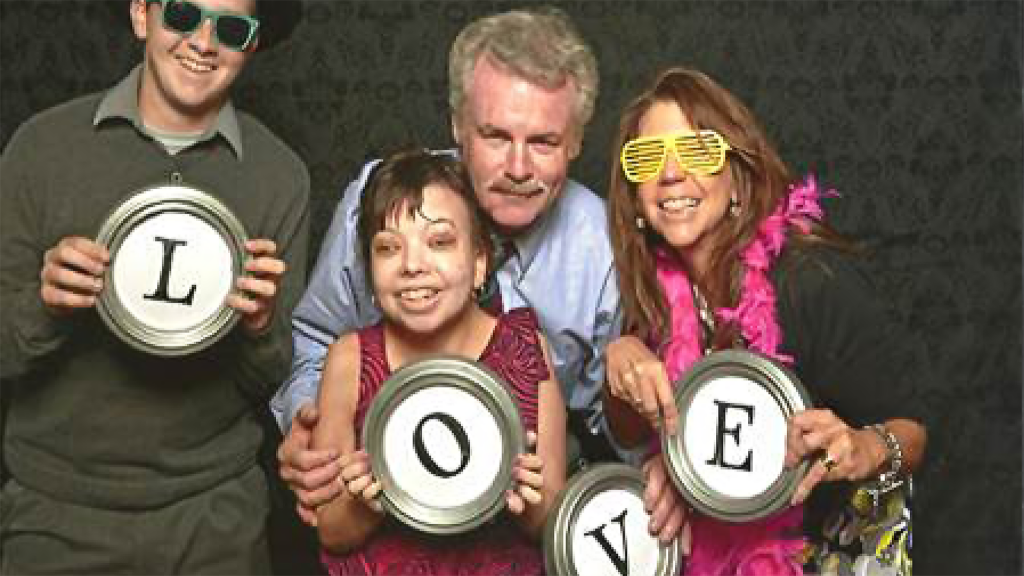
[653,175,834,575]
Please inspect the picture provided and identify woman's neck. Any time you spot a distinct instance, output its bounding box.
[384,305,496,369]
[680,241,713,280]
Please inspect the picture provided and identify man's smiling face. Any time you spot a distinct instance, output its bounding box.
[131,0,257,132]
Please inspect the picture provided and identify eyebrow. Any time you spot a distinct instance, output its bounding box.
[381,211,456,232]
[478,123,562,143]
[424,217,457,230]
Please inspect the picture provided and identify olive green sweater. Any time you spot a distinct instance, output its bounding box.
[0,71,309,509]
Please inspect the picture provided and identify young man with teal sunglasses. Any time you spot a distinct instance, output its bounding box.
[0,1,307,573]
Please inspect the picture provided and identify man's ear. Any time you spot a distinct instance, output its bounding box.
[568,129,582,160]
[130,0,150,41]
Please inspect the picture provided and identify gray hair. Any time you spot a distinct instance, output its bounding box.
[449,6,599,135]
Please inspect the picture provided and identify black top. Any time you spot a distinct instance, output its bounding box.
[772,244,927,534]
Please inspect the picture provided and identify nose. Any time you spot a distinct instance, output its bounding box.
[188,18,217,54]
[504,143,534,184]
[400,242,428,276]
[659,149,687,184]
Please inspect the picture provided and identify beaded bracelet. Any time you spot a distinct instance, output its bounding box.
[864,423,904,496]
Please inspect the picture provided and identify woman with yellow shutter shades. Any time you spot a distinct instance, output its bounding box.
[601,67,927,573]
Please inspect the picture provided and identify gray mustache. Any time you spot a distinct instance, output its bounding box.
[496,179,550,195]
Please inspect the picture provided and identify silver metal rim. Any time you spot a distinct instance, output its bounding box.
[661,349,812,523]
[95,184,247,357]
[363,355,524,535]
[544,463,682,576]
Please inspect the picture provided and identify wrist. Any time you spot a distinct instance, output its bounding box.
[857,426,889,476]
[862,423,905,494]
[241,310,274,336]
[42,301,75,318]
[31,289,76,333]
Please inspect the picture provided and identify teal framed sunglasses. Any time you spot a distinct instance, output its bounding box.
[150,0,260,52]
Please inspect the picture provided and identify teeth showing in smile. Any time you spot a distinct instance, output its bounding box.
[660,197,700,212]
[399,288,439,301]
[178,57,215,73]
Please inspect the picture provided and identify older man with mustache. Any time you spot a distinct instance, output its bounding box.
[270,6,673,533]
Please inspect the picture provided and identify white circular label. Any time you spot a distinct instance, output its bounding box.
[112,211,233,332]
[571,489,661,576]
[683,375,787,498]
[383,385,504,509]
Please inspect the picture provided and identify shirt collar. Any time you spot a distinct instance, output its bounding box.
[506,190,559,276]
[93,64,245,159]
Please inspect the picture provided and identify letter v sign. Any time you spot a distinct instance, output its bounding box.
[584,509,630,575]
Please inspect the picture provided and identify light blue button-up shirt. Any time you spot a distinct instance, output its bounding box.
[271,154,623,445]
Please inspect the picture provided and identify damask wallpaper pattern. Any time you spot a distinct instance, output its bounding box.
[1,1,1021,573]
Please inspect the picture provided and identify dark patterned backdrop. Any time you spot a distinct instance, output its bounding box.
[1,1,1021,574]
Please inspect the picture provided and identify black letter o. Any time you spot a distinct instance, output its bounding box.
[413,412,471,478]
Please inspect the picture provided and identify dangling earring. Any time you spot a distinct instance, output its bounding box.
[729,197,740,217]
[636,216,646,230]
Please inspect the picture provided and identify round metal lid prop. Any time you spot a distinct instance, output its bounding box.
[362,355,525,535]
[661,350,812,523]
[95,184,247,357]
[544,463,681,576]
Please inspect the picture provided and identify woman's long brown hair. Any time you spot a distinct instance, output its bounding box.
[607,67,850,349]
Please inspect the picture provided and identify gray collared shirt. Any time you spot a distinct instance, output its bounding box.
[271,153,624,445]
[93,64,245,158]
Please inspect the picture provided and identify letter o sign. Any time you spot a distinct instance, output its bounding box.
[363,356,524,534]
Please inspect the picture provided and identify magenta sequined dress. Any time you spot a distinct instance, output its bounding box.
[320,308,549,576]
